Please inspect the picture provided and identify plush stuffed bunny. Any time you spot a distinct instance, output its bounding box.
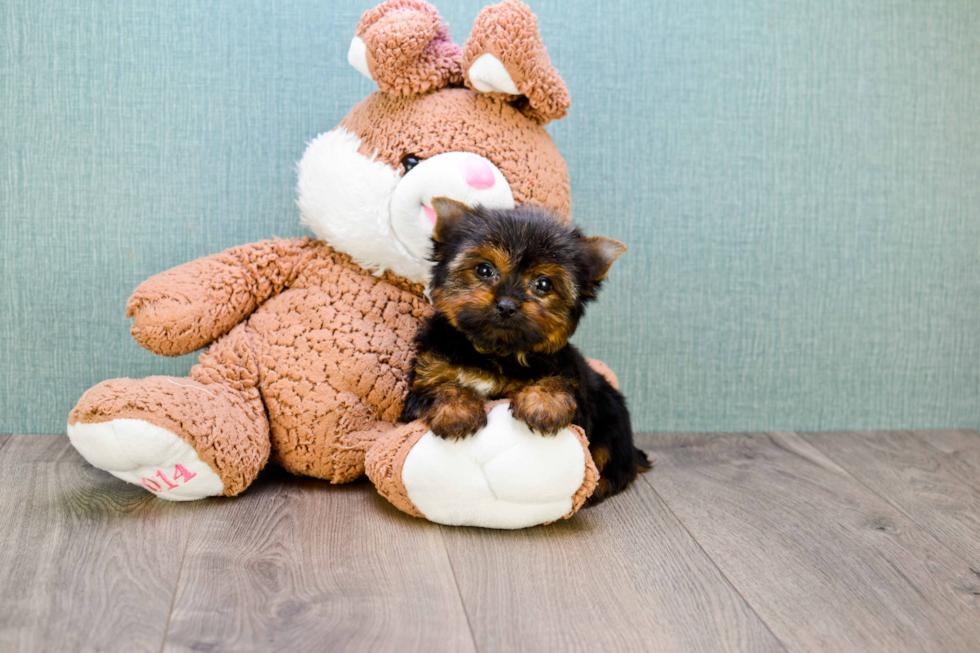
[68,0,610,529]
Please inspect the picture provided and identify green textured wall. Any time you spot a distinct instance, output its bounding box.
[2,0,978,435]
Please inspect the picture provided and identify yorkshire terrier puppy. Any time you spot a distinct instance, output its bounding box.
[400,198,649,504]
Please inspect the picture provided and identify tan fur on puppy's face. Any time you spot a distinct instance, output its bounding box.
[521,261,578,355]
[427,203,625,363]
[433,241,580,359]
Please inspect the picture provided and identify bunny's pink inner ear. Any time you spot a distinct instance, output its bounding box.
[350,0,463,96]
[461,0,570,124]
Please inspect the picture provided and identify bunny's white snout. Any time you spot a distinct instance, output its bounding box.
[297,128,515,285]
[389,152,515,263]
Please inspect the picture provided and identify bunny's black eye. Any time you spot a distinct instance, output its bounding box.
[476,262,495,279]
[533,277,552,294]
[401,155,421,174]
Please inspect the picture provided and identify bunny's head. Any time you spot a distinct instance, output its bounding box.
[297,0,571,284]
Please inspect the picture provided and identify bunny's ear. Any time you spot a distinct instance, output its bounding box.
[461,0,570,124]
[349,0,463,95]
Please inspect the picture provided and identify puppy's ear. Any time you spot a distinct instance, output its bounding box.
[580,236,626,282]
[431,197,473,243]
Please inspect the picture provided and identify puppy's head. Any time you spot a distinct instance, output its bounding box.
[429,198,625,360]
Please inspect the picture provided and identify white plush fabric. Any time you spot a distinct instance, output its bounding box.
[401,404,588,529]
[347,37,372,80]
[467,53,520,95]
[389,151,514,267]
[297,128,514,285]
[296,127,417,279]
[67,419,225,501]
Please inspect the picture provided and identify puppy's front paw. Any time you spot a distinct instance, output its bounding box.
[511,378,577,436]
[426,385,487,441]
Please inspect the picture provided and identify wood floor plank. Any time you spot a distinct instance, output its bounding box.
[0,435,198,653]
[912,430,980,480]
[640,431,980,653]
[800,430,980,563]
[162,469,476,653]
[441,475,785,653]
[0,433,76,463]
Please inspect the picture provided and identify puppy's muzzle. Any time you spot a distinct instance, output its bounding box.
[495,297,519,319]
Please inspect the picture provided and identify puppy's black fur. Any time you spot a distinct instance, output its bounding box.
[400,199,649,504]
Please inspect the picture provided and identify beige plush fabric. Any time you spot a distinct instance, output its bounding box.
[71,242,430,488]
[462,0,570,124]
[565,426,600,518]
[69,323,273,497]
[125,238,318,357]
[356,0,463,95]
[364,421,429,518]
[342,88,570,221]
[251,245,429,482]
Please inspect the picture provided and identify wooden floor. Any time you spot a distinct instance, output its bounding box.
[1,430,979,653]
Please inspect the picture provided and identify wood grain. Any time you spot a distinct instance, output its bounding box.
[6,431,980,652]
[640,431,980,653]
[0,433,75,462]
[913,429,980,481]
[440,477,785,653]
[162,469,476,653]
[800,430,980,563]
[0,435,197,653]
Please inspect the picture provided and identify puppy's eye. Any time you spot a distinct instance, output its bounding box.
[401,154,422,174]
[533,277,552,294]
[476,263,495,279]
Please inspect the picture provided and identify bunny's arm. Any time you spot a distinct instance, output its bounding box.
[126,237,318,356]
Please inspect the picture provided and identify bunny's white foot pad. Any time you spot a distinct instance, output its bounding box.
[401,404,589,529]
[67,419,224,501]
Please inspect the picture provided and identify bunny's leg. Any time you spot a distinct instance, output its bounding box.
[67,324,270,500]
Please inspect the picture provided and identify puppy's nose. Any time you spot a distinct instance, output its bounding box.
[495,297,518,318]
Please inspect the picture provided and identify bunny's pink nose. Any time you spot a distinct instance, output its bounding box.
[461,156,495,190]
